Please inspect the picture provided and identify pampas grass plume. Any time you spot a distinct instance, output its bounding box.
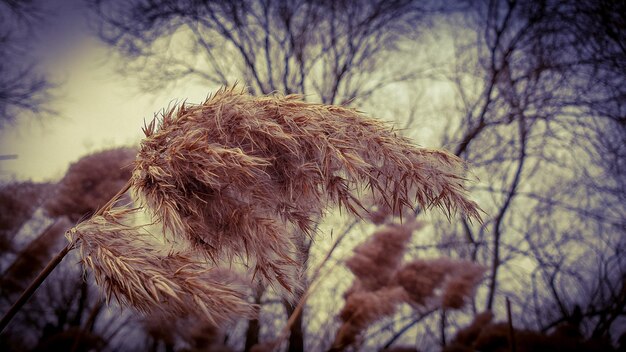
[132,86,481,295]
[333,222,485,350]
[333,287,408,350]
[45,147,136,222]
[346,221,423,291]
[66,207,256,325]
[57,86,482,332]
[395,258,485,309]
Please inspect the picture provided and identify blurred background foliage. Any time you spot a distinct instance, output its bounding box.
[0,0,624,351]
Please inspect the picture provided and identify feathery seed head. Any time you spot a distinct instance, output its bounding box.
[346,221,422,291]
[334,223,485,349]
[132,86,481,296]
[67,207,257,324]
[394,258,486,309]
[333,287,408,350]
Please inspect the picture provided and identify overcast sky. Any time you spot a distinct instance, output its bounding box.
[0,1,453,184]
[0,53,446,184]
[0,35,220,183]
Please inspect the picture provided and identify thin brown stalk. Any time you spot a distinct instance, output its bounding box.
[0,180,132,333]
[0,241,75,333]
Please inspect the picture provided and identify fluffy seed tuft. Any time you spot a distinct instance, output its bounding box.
[66,207,257,325]
[132,86,481,294]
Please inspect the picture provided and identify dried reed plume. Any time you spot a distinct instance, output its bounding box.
[333,287,408,350]
[0,217,70,296]
[444,311,615,352]
[346,222,422,291]
[331,222,418,350]
[45,147,136,222]
[132,86,481,295]
[395,258,485,309]
[333,222,485,350]
[0,181,52,244]
[66,207,256,325]
[1,86,482,334]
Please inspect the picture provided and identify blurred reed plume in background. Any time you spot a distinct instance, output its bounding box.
[444,311,616,352]
[44,147,136,222]
[331,221,485,350]
[0,182,52,256]
[396,258,486,309]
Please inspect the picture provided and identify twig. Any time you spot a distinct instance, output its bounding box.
[70,299,105,352]
[440,309,447,347]
[0,241,75,332]
[382,308,438,349]
[272,219,358,348]
[506,297,516,352]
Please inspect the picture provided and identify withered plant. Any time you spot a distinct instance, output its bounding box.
[0,181,53,249]
[444,311,617,352]
[331,221,485,351]
[66,207,256,325]
[132,86,480,297]
[44,147,136,222]
[1,86,482,334]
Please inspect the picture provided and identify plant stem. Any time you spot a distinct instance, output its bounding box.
[0,180,131,333]
[273,219,358,349]
[382,308,437,349]
[0,241,75,333]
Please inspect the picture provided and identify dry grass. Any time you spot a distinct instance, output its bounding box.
[332,221,485,350]
[66,207,256,325]
[45,147,136,222]
[0,217,70,296]
[0,181,53,245]
[132,86,481,296]
[443,311,615,352]
[331,221,416,350]
[334,287,408,350]
[61,86,482,328]
[395,258,486,309]
[345,222,422,291]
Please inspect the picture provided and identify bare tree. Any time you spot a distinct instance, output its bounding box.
[88,0,458,103]
[0,0,55,126]
[361,0,626,348]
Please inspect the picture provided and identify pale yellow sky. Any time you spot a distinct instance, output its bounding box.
[0,29,455,184]
[0,38,219,183]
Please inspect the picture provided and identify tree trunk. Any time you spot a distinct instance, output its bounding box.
[244,283,264,352]
[284,300,304,352]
